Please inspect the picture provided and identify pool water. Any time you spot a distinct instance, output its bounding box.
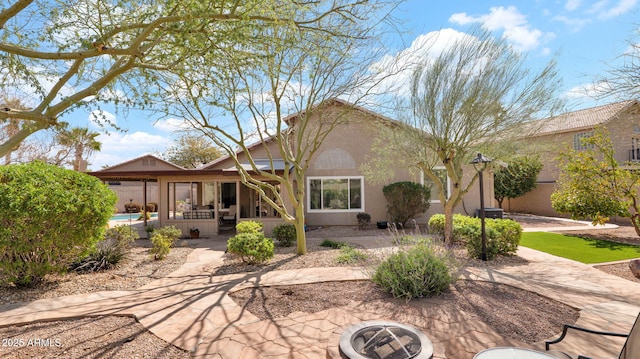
[110,213,158,221]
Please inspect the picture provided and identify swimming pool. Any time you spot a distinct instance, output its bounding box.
[110,212,158,221]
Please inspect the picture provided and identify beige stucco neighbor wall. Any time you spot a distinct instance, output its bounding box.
[508,104,640,217]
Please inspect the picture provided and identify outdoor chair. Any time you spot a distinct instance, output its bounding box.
[545,311,639,359]
[222,205,236,224]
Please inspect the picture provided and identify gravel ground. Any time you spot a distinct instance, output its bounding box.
[1,219,638,358]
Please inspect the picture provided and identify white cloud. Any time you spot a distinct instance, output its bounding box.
[369,28,473,97]
[90,130,172,169]
[154,118,192,132]
[88,109,117,129]
[588,0,638,19]
[564,81,611,99]
[552,15,591,32]
[565,0,582,11]
[449,6,551,52]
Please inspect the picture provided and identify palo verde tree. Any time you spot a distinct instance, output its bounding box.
[362,28,563,246]
[167,1,398,254]
[494,154,543,208]
[551,127,640,236]
[0,0,392,159]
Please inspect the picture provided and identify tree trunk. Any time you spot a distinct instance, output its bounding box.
[443,203,455,247]
[294,204,307,255]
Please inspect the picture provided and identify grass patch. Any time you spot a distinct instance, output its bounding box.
[521,232,640,264]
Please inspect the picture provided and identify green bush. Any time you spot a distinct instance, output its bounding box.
[319,239,348,249]
[463,219,522,260]
[372,243,455,300]
[227,232,274,264]
[236,221,263,234]
[336,245,368,264]
[428,213,479,242]
[72,224,138,272]
[0,161,117,287]
[149,226,181,260]
[382,182,430,226]
[272,223,296,247]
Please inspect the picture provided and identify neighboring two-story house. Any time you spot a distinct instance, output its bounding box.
[91,99,492,236]
[503,99,640,217]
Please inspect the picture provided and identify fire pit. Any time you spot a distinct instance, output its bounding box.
[339,321,433,359]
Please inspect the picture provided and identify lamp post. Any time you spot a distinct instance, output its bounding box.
[471,153,491,261]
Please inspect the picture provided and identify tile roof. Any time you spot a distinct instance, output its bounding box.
[534,99,637,136]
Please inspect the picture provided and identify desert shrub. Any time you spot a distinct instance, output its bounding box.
[336,245,368,264]
[272,223,296,247]
[382,182,430,226]
[124,202,142,213]
[463,219,522,260]
[227,232,274,264]
[0,161,117,287]
[428,214,480,242]
[145,202,157,212]
[356,212,371,230]
[236,221,263,234]
[319,239,347,249]
[372,242,455,300]
[72,226,136,273]
[149,226,181,260]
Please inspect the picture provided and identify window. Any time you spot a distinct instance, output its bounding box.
[308,176,364,212]
[167,181,216,220]
[422,168,450,203]
[574,131,595,151]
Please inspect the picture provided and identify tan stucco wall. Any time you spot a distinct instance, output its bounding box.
[509,105,640,216]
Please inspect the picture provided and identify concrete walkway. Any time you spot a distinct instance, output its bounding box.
[0,220,639,358]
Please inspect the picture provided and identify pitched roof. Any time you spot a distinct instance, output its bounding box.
[96,154,186,172]
[534,99,637,136]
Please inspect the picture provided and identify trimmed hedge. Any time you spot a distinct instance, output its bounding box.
[428,214,522,260]
[0,161,117,286]
[227,232,274,264]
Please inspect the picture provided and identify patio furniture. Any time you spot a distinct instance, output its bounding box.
[221,205,237,224]
[545,311,639,359]
[474,347,557,358]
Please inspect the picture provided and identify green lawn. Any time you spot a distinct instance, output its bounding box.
[520,232,640,264]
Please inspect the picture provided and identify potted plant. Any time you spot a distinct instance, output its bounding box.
[189,227,200,239]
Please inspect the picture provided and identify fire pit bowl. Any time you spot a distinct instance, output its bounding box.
[339,321,433,359]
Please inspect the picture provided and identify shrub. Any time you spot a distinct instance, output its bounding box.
[319,239,347,249]
[0,161,117,287]
[72,224,138,272]
[149,226,181,260]
[356,212,371,230]
[227,232,274,264]
[463,219,522,260]
[272,223,296,247]
[236,221,263,234]
[428,214,480,242]
[372,242,455,300]
[382,182,430,226]
[336,245,368,264]
[124,202,142,213]
[145,202,157,212]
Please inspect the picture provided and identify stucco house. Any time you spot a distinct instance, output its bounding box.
[504,99,640,217]
[91,99,491,236]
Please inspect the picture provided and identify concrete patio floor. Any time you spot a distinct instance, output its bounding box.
[0,219,639,358]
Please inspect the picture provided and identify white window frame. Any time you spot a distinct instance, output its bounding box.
[421,167,451,203]
[307,176,365,213]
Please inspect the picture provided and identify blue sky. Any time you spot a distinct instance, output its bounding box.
[67,0,640,170]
